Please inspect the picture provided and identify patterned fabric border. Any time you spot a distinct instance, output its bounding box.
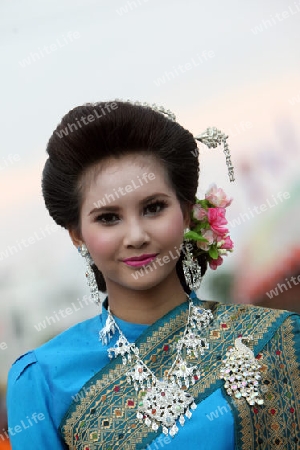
[233,314,300,449]
[59,300,295,449]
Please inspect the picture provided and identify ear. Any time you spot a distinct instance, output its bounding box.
[68,227,83,250]
[182,202,193,229]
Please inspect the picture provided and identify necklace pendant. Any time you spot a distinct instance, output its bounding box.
[136,379,197,436]
[126,363,150,391]
[191,305,214,330]
[103,299,212,438]
[172,357,199,389]
[107,335,132,361]
[99,315,116,345]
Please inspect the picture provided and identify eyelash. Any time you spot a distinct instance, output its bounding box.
[95,200,168,225]
[145,199,168,215]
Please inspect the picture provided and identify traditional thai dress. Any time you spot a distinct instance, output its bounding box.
[7,293,300,449]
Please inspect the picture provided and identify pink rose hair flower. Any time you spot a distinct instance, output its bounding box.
[196,230,215,251]
[218,235,234,250]
[183,185,234,273]
[192,204,207,221]
[209,255,224,270]
[207,208,229,236]
[205,183,232,208]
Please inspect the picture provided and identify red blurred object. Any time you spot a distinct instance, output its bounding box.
[233,181,300,313]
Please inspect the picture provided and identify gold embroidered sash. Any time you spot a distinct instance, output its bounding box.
[59,300,299,449]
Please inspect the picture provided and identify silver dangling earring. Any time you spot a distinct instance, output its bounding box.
[182,232,202,291]
[78,244,100,305]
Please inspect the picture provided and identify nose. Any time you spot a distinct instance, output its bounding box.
[123,218,150,248]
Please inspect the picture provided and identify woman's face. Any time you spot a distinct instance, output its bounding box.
[70,154,190,292]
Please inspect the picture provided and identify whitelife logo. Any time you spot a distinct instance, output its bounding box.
[266,275,300,299]
[250,2,300,35]
[289,90,300,106]
[19,32,80,68]
[55,102,118,138]
[116,0,150,16]
[92,172,156,208]
[34,295,94,332]
[0,224,59,261]
[228,191,290,228]
[0,153,21,171]
[153,51,215,87]
[130,243,193,280]
[0,413,45,441]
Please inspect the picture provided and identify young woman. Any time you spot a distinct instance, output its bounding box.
[7,101,300,449]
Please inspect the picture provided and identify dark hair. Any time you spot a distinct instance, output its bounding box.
[42,101,208,293]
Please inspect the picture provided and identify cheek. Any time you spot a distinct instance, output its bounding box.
[157,207,185,243]
[82,225,116,261]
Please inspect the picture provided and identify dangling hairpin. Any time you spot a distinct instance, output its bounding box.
[195,127,235,183]
[121,100,235,183]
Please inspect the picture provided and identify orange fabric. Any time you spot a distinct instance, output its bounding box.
[0,439,11,449]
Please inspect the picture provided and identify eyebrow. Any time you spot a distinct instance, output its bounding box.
[88,193,170,215]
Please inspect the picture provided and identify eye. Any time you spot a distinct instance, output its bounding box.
[95,213,119,225]
[144,200,168,216]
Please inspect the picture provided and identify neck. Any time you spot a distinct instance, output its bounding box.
[105,272,189,325]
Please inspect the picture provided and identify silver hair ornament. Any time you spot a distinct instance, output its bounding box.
[118,100,235,183]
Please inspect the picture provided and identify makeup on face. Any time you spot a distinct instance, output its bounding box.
[77,154,189,291]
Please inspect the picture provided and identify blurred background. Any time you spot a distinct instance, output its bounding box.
[1,0,299,446]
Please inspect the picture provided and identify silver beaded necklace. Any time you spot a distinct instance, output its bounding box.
[100,297,213,437]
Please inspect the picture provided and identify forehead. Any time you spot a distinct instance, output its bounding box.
[82,154,169,187]
[94,153,161,176]
[79,153,172,201]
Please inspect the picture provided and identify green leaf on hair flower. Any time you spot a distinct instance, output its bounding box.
[200,223,210,230]
[208,246,219,259]
[193,224,205,233]
[196,199,209,208]
[184,231,208,242]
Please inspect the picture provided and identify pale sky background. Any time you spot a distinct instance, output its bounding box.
[1,0,300,382]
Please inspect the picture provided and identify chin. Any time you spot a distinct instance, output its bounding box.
[123,279,164,291]
[105,264,177,291]
[126,271,174,291]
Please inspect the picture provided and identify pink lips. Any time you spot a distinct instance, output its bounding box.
[123,254,158,267]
